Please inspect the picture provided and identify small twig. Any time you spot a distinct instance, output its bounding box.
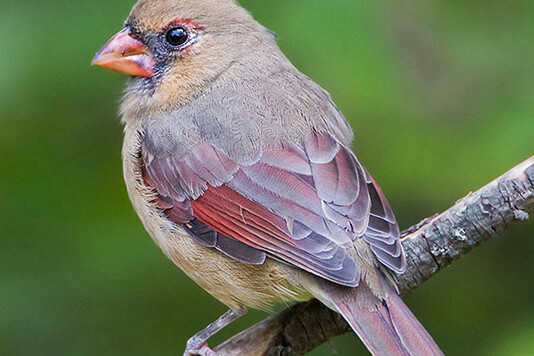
[215,156,534,356]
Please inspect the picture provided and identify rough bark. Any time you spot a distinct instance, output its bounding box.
[213,156,534,356]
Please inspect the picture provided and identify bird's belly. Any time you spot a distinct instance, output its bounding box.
[121,127,310,311]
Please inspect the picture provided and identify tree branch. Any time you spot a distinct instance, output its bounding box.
[215,156,534,356]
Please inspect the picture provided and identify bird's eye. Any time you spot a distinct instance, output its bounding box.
[165,27,189,47]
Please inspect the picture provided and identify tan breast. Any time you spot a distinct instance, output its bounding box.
[121,123,311,311]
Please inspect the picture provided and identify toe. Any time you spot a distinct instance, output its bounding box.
[184,342,218,356]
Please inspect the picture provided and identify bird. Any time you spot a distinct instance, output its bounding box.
[92,0,443,355]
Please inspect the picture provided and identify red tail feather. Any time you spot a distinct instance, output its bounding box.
[322,282,443,356]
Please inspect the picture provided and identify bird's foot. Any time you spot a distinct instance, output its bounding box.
[182,309,244,356]
[183,339,218,356]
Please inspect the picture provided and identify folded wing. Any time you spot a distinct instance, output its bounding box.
[142,132,405,287]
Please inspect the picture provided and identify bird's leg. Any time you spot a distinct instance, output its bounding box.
[184,308,245,356]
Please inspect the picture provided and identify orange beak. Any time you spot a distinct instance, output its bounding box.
[92,28,155,78]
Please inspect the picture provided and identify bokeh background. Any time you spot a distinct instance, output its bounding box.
[1,0,533,354]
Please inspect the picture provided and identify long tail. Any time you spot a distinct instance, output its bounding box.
[320,282,444,356]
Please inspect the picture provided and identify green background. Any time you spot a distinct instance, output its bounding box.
[1,0,533,354]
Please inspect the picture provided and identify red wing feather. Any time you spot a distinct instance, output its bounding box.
[191,185,358,285]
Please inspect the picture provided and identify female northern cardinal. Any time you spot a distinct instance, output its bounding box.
[92,0,443,355]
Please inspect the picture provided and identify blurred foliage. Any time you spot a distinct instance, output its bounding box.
[1,0,533,355]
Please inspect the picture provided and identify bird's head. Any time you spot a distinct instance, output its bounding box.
[92,0,278,119]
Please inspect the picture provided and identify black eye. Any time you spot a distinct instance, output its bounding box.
[165,27,189,47]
